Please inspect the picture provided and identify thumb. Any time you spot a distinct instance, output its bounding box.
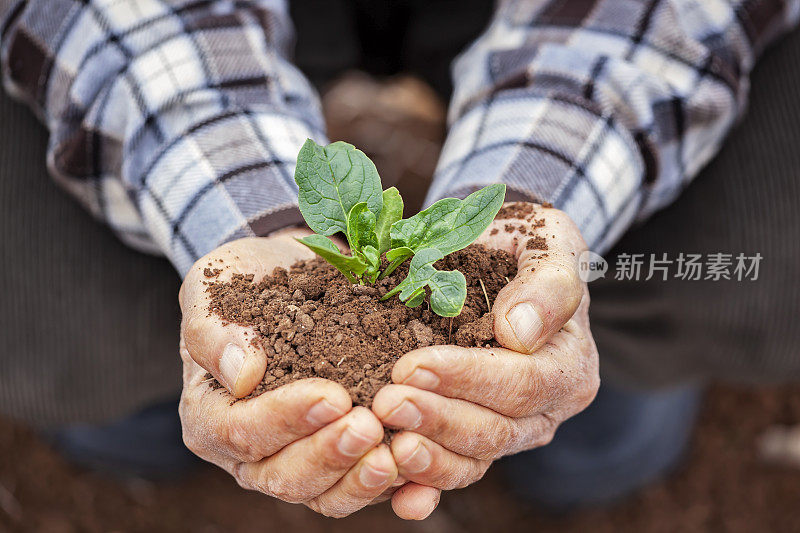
[179,233,315,397]
[181,310,268,398]
[491,209,586,354]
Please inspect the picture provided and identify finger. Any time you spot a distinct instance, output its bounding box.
[180,368,352,465]
[365,478,407,506]
[373,384,524,459]
[179,235,315,396]
[305,444,397,518]
[181,312,268,398]
[393,339,597,418]
[391,483,441,520]
[374,384,561,459]
[233,407,384,503]
[485,206,587,353]
[389,432,491,490]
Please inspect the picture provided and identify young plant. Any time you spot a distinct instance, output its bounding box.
[294,139,505,317]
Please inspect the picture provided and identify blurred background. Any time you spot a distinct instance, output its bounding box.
[2,2,800,531]
[3,381,800,531]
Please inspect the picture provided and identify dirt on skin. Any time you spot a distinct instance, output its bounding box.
[205,244,517,406]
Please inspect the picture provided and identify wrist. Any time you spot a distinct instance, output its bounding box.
[268,225,313,238]
[268,225,350,251]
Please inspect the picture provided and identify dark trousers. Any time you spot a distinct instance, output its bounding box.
[2,1,799,504]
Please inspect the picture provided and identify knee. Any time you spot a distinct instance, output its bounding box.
[498,383,702,509]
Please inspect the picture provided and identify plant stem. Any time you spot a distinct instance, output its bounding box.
[448,317,453,344]
[379,256,407,280]
[380,286,401,301]
[479,278,491,312]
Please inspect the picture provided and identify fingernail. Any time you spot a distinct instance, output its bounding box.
[505,302,544,352]
[220,343,246,390]
[359,463,392,488]
[402,368,440,390]
[306,399,344,426]
[338,426,375,457]
[398,442,432,474]
[382,401,422,429]
[392,475,408,487]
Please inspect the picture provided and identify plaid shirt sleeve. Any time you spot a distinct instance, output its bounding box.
[429,0,800,254]
[0,0,326,276]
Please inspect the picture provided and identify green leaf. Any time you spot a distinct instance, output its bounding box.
[428,271,468,317]
[379,246,414,279]
[346,202,378,252]
[360,245,381,282]
[386,247,414,262]
[296,235,368,283]
[375,187,404,254]
[405,288,426,308]
[361,245,380,269]
[381,248,467,317]
[390,184,506,256]
[294,139,383,237]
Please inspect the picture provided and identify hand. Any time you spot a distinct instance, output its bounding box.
[371,204,600,510]
[179,230,398,517]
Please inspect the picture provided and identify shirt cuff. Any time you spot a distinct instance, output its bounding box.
[134,109,323,277]
[426,89,645,254]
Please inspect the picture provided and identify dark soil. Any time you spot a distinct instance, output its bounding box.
[526,236,548,251]
[496,202,536,219]
[205,244,517,406]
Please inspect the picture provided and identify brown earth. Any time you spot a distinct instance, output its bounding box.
[205,244,517,406]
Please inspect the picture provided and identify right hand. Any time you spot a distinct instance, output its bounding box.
[178,230,400,518]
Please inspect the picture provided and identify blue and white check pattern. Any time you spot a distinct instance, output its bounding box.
[1,0,325,275]
[1,0,797,274]
[429,0,799,253]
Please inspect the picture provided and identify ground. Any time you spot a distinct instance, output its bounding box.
[2,384,800,532]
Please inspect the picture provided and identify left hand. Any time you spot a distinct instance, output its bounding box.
[372,203,600,518]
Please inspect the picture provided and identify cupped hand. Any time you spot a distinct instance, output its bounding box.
[372,204,600,511]
[179,230,398,517]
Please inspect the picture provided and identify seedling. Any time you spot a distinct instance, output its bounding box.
[294,139,505,317]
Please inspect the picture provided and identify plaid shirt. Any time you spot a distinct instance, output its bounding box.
[1,0,797,276]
